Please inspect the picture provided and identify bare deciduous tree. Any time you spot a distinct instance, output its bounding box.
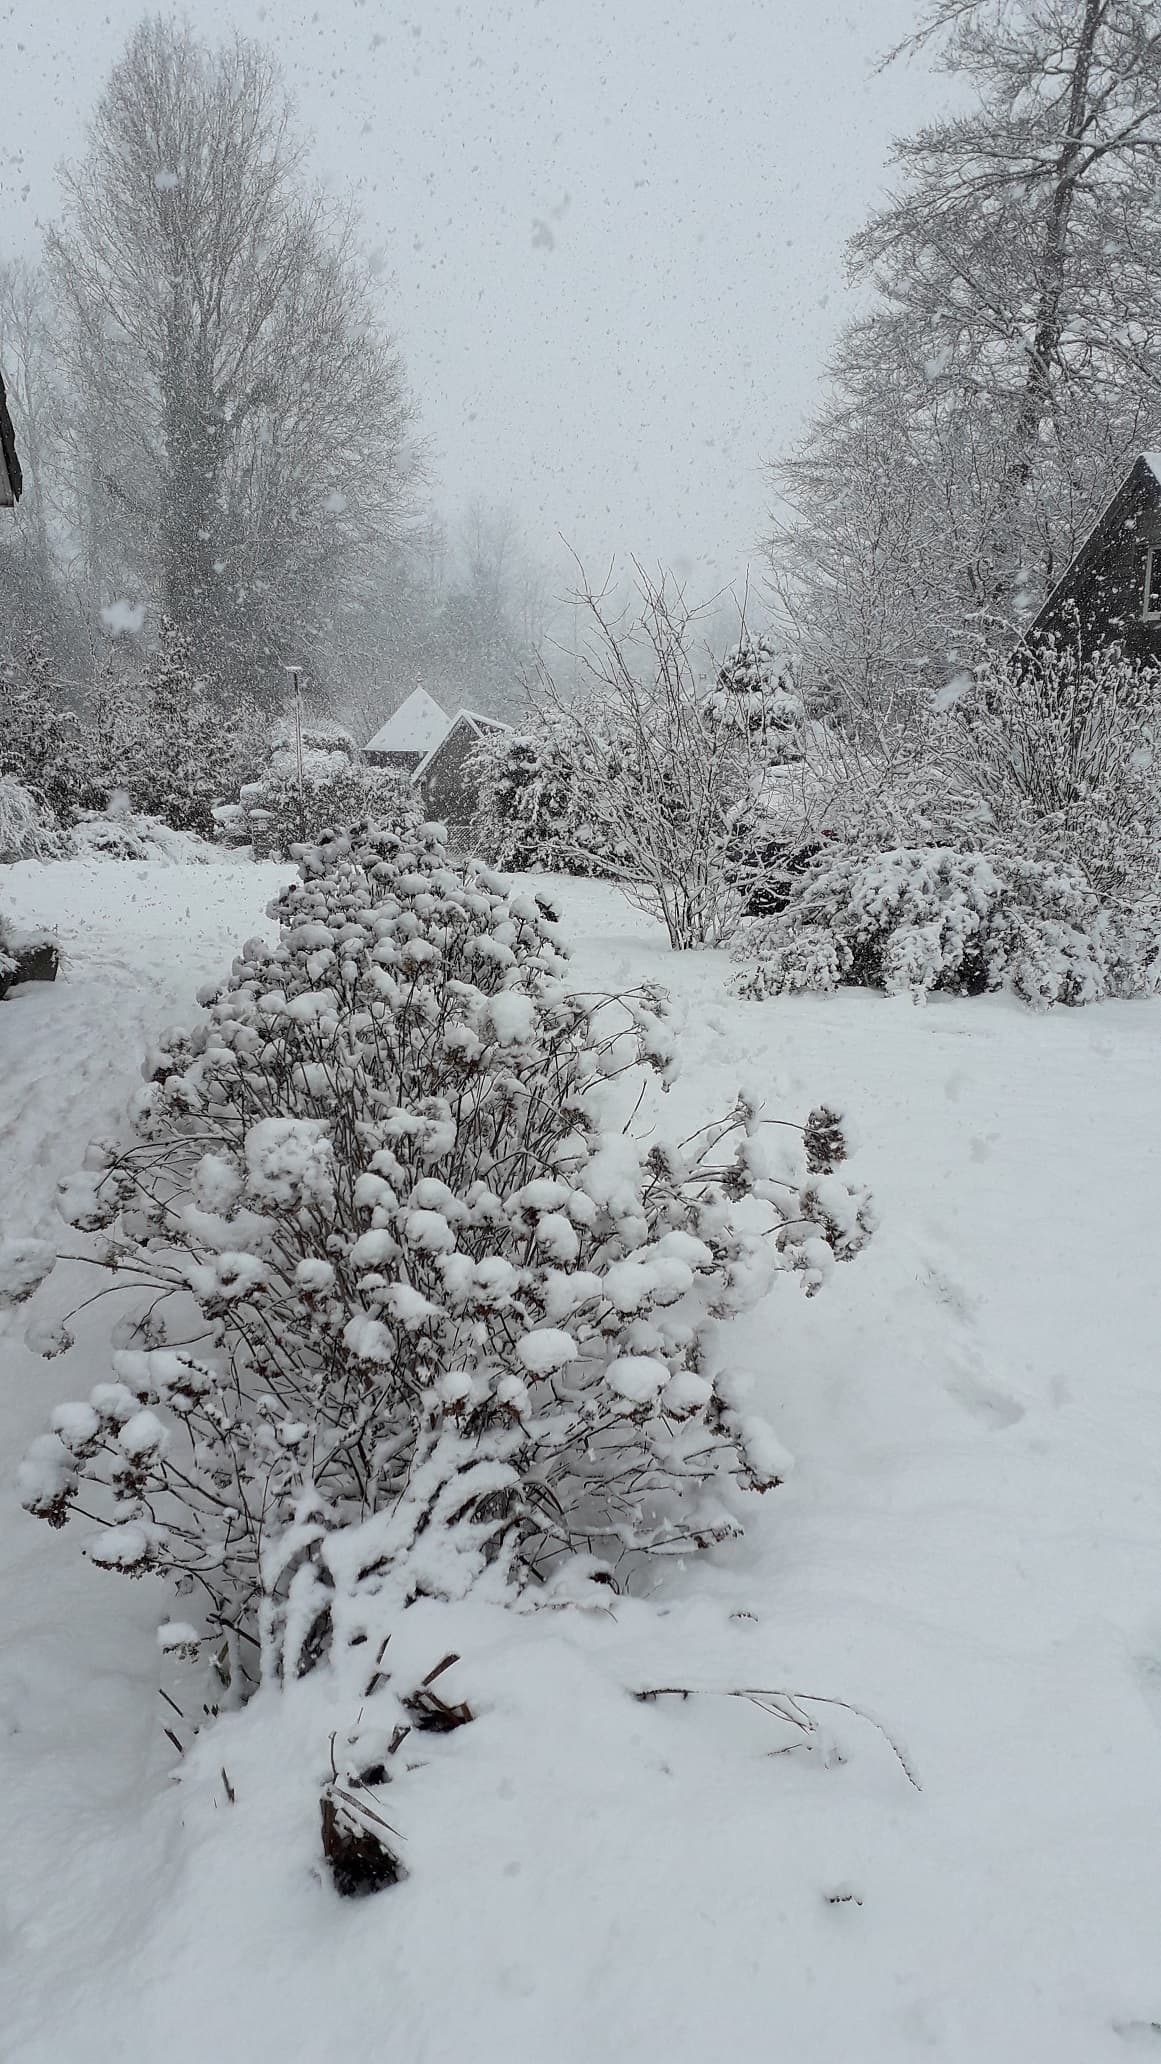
[768,0,1161,717]
[50,19,419,702]
[537,569,792,949]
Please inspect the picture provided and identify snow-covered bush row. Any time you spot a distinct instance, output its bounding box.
[20,822,873,1691]
[734,846,1161,1009]
[0,660,105,824]
[1,631,267,843]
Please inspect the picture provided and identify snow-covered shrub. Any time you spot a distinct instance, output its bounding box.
[469,717,622,874]
[735,845,1136,1008]
[250,759,407,859]
[21,821,873,1691]
[0,774,71,860]
[537,574,815,946]
[94,623,267,836]
[70,807,218,865]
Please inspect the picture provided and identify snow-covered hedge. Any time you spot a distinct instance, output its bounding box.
[21,822,873,1691]
[734,846,1161,1009]
[242,761,407,859]
[71,808,221,865]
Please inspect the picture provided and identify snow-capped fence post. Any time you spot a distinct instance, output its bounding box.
[286,663,307,847]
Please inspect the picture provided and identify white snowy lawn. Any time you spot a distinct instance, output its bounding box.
[4,856,1161,2064]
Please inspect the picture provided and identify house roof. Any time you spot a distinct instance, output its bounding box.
[1028,453,1161,639]
[365,687,450,757]
[0,372,23,507]
[410,708,511,784]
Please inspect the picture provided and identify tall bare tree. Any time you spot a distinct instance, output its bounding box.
[50,18,418,702]
[0,260,91,670]
[768,0,1161,717]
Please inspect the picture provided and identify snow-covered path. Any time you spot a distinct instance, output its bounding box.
[4,861,1161,2064]
[0,860,292,2036]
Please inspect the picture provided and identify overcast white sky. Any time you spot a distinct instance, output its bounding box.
[0,0,945,596]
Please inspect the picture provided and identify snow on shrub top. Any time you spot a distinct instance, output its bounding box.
[22,819,874,1691]
[735,844,1159,1009]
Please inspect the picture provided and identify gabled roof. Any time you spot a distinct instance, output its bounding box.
[1029,453,1161,639]
[365,687,450,757]
[0,372,23,507]
[410,708,511,784]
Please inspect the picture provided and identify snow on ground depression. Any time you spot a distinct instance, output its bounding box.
[4,858,1161,2064]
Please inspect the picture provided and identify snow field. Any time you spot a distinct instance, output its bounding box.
[3,859,1161,2062]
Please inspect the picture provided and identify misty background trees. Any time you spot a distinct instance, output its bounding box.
[0,15,556,735]
[2,0,1161,887]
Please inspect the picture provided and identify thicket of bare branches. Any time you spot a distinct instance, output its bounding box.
[769,0,1161,719]
[948,636,1161,895]
[534,571,803,949]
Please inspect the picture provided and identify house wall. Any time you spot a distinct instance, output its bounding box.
[415,726,482,838]
[1034,469,1161,668]
[365,748,423,772]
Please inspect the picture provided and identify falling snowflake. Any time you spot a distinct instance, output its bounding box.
[100,600,146,638]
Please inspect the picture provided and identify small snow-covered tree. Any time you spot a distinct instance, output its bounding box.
[469,714,625,874]
[709,631,804,761]
[96,621,267,835]
[21,821,873,1690]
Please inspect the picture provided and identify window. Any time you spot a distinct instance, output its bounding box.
[1145,546,1161,621]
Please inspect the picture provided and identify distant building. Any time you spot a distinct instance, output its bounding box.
[0,371,22,508]
[411,709,511,840]
[364,687,450,772]
[1026,453,1161,668]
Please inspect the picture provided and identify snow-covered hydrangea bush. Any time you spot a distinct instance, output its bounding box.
[734,846,1158,1009]
[21,821,873,1691]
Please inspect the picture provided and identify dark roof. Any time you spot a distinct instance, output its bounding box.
[1027,454,1161,642]
[0,371,23,506]
[410,708,512,784]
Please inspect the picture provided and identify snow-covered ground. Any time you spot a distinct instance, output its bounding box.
[4,857,1161,2063]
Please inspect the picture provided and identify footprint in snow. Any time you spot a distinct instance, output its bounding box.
[944,1350,1026,1430]
[919,1253,980,1327]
